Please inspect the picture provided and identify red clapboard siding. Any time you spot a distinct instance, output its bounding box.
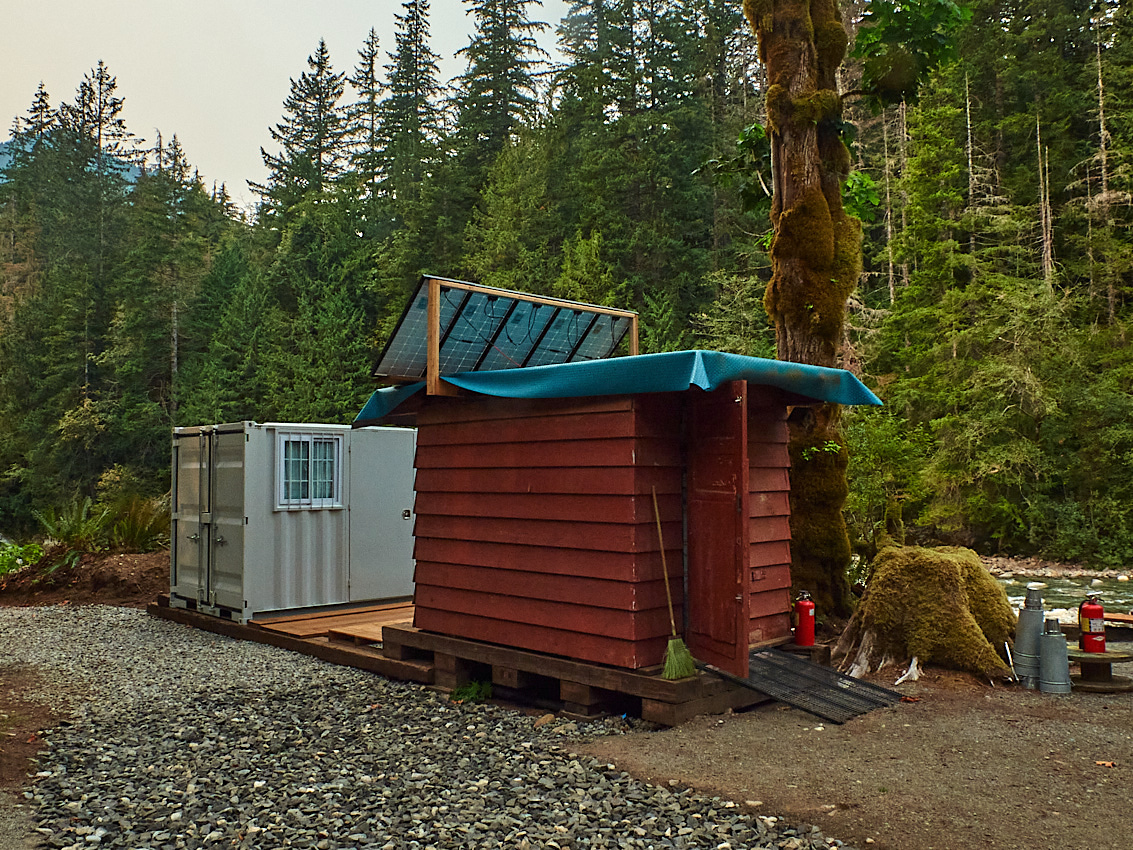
[414,607,667,669]
[749,491,790,518]
[415,491,682,525]
[748,440,790,468]
[750,540,793,568]
[749,588,791,619]
[750,613,791,645]
[414,585,672,642]
[749,515,792,544]
[414,561,685,612]
[745,402,793,644]
[747,466,790,492]
[416,410,642,447]
[417,394,635,425]
[750,565,792,591]
[413,537,678,581]
[413,466,677,496]
[410,388,799,669]
[415,436,683,470]
[413,514,682,552]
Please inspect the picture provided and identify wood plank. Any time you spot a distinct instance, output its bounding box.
[418,394,635,427]
[250,601,413,625]
[383,623,704,702]
[750,565,792,591]
[414,466,680,497]
[749,588,791,618]
[748,467,791,492]
[642,687,769,725]
[747,440,789,467]
[149,603,434,684]
[750,540,792,568]
[492,666,537,689]
[414,585,672,641]
[749,613,792,644]
[414,562,684,611]
[255,606,416,638]
[415,436,682,470]
[1105,612,1133,626]
[415,491,683,524]
[327,623,391,645]
[749,491,790,518]
[413,514,680,551]
[412,538,661,582]
[416,410,640,447]
[749,515,792,544]
[413,608,664,670]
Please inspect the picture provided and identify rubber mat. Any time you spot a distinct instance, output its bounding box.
[711,648,903,724]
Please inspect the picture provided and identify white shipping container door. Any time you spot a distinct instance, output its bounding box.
[348,427,416,601]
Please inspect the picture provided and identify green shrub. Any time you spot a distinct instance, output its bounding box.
[0,541,45,578]
[108,494,170,553]
[34,497,110,553]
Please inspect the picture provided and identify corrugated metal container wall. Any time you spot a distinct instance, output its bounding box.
[170,422,416,623]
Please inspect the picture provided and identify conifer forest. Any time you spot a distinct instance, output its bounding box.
[1,0,1131,572]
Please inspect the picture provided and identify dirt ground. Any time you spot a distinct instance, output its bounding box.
[2,551,1132,850]
[585,669,1133,850]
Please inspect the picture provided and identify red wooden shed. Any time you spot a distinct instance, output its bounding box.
[356,279,880,678]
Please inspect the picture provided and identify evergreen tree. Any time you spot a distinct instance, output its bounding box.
[252,39,349,223]
[379,0,446,208]
[347,28,386,213]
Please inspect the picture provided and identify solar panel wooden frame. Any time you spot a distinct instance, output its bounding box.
[372,277,639,396]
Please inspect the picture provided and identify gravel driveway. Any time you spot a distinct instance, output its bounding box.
[1,606,850,850]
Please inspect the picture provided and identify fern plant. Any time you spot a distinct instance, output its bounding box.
[34,497,111,553]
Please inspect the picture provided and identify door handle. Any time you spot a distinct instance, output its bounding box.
[214,535,226,546]
[186,533,200,542]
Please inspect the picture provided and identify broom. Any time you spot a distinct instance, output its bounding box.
[652,487,697,680]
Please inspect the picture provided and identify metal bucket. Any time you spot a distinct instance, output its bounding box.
[1039,618,1072,695]
[1014,585,1045,689]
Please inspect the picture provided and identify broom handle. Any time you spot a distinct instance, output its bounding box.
[652,487,678,638]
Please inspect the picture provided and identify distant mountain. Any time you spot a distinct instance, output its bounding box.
[0,137,141,183]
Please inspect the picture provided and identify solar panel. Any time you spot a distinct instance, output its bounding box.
[373,277,637,384]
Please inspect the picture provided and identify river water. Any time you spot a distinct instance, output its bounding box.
[1000,574,1133,623]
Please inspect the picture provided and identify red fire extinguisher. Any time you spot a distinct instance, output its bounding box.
[1080,594,1106,653]
[795,591,816,647]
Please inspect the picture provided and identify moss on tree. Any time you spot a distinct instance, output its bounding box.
[745,0,861,617]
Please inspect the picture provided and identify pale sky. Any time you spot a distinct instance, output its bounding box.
[2,0,570,209]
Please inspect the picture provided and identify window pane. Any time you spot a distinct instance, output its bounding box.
[312,439,335,501]
[283,439,310,501]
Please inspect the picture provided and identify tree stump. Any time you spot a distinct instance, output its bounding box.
[833,545,1015,680]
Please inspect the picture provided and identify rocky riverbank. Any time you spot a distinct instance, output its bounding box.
[1,606,851,850]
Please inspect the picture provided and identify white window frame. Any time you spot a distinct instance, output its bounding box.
[275,432,343,510]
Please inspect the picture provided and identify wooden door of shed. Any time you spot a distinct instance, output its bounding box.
[685,381,751,677]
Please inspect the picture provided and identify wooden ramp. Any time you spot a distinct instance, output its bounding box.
[149,596,773,726]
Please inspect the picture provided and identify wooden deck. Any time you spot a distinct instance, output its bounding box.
[148,596,768,725]
[252,601,415,638]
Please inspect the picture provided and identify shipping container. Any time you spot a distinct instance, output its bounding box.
[170,422,416,622]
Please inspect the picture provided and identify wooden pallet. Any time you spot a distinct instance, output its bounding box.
[381,624,769,726]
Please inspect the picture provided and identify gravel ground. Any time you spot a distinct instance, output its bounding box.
[0,606,851,850]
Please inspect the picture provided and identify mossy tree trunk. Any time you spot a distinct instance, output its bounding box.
[743,0,861,617]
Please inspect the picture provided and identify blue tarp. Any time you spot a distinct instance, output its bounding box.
[355,349,881,423]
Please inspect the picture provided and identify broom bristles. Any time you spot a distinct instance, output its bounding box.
[662,636,697,680]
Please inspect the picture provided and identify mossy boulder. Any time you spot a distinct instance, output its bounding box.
[833,545,1016,679]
